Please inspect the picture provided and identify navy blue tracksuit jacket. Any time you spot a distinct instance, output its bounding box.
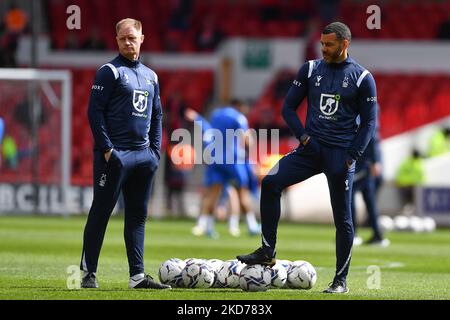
[81,54,162,277]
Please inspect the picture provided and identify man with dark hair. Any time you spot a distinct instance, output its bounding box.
[237,22,378,293]
[80,18,170,290]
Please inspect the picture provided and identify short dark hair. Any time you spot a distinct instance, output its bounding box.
[322,22,352,42]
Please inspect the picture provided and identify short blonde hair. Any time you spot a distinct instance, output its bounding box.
[116,18,142,34]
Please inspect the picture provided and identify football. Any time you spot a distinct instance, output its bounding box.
[409,216,425,232]
[158,258,186,288]
[206,258,224,287]
[394,215,410,231]
[184,258,205,265]
[286,260,317,289]
[216,259,244,288]
[270,260,289,289]
[239,264,272,292]
[181,260,215,288]
[378,215,395,232]
[422,216,436,232]
[276,259,292,270]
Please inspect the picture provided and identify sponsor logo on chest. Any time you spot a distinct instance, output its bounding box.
[132,89,149,118]
[319,93,340,116]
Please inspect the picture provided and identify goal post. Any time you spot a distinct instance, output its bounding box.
[0,68,72,215]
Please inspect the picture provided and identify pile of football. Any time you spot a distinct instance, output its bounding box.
[379,215,437,233]
[158,258,317,292]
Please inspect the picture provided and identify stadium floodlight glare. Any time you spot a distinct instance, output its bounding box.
[0,68,72,215]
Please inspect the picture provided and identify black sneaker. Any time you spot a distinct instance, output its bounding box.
[365,236,390,247]
[129,274,172,289]
[323,278,349,293]
[236,247,276,267]
[81,272,98,289]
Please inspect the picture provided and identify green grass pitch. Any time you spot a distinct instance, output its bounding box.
[0,215,449,300]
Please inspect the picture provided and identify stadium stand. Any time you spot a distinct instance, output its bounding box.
[2,76,450,185]
[46,0,450,53]
[2,0,450,187]
[0,68,214,186]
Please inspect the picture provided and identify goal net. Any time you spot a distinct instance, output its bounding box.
[0,68,72,215]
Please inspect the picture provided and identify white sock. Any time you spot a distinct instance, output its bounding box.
[206,215,215,233]
[245,212,259,231]
[229,215,239,230]
[130,273,145,281]
[196,214,208,229]
[83,271,94,278]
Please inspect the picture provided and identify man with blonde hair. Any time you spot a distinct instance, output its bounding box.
[80,19,170,290]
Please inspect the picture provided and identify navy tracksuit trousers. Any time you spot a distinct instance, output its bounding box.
[351,164,382,239]
[260,139,355,280]
[80,148,158,277]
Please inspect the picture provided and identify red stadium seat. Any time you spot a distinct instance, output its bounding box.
[46,0,450,52]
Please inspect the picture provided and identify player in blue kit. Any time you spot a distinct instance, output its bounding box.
[185,102,260,239]
[237,22,378,293]
[80,19,170,290]
[212,161,260,237]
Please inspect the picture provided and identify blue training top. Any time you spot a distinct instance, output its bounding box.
[210,107,249,164]
[0,118,4,143]
[87,54,163,158]
[282,56,377,161]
